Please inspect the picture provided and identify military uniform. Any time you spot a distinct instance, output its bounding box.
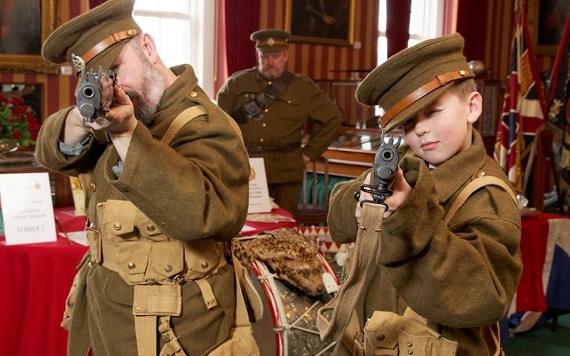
[217,29,341,212]
[36,1,250,355]
[324,34,522,355]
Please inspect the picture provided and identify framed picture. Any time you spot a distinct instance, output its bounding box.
[528,0,570,55]
[285,0,356,46]
[0,0,59,74]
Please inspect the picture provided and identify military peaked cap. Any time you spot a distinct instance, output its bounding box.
[356,33,474,132]
[42,0,141,73]
[250,29,290,53]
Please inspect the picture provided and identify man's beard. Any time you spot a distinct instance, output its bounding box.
[126,63,166,125]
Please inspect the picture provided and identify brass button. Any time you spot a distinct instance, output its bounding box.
[262,123,267,127]
[408,349,413,355]
[407,341,413,347]
[264,108,269,113]
[476,171,486,178]
[244,94,249,98]
[190,91,198,98]
[200,261,209,269]
[135,307,141,313]
[88,261,93,268]
[128,262,136,270]
[459,69,466,76]
[89,183,96,192]
[268,81,273,85]
[259,138,264,143]
[114,223,122,231]
[376,333,385,341]
[146,224,155,232]
[287,100,292,104]
[164,264,173,273]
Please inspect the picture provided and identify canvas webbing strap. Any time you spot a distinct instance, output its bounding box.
[161,105,207,146]
[232,256,254,328]
[317,202,387,342]
[444,175,517,225]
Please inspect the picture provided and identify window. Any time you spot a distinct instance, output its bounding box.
[377,0,443,65]
[133,0,216,97]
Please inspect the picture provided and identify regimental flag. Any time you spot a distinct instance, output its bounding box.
[547,15,570,202]
[494,0,547,192]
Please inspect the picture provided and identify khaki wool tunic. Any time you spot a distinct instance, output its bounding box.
[327,131,522,356]
[217,68,342,183]
[35,65,250,356]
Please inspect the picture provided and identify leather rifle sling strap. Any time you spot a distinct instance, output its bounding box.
[133,105,206,356]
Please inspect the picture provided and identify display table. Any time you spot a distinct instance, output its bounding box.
[0,207,295,356]
[515,212,570,313]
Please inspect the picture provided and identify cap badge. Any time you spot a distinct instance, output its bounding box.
[71,53,86,74]
[268,37,275,46]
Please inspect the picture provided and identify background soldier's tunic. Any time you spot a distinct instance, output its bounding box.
[327,131,522,356]
[35,65,250,356]
[217,68,341,211]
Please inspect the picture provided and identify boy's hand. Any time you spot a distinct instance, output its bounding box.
[355,168,412,222]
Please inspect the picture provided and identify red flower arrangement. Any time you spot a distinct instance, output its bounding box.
[0,94,41,148]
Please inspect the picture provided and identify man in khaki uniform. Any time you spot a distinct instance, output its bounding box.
[217,29,342,213]
[326,33,522,355]
[35,0,255,355]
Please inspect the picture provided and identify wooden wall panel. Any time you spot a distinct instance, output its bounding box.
[259,0,378,80]
[0,0,89,120]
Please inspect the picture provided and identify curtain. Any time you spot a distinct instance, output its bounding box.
[89,0,104,9]
[386,0,411,57]
[223,0,260,76]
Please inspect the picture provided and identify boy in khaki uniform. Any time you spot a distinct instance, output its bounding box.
[217,29,342,213]
[35,0,255,355]
[327,33,522,355]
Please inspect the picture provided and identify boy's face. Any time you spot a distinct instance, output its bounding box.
[400,89,481,166]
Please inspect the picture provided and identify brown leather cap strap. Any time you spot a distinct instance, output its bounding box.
[381,70,470,126]
[81,29,139,65]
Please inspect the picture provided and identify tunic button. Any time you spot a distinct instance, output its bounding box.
[244,94,249,98]
[135,307,141,313]
[287,100,292,104]
[259,138,264,143]
[164,264,173,273]
[262,123,267,127]
[476,171,486,178]
[190,91,198,98]
[89,183,96,192]
[376,333,385,341]
[114,223,122,231]
[407,341,413,347]
[264,108,269,113]
[128,262,136,270]
[146,224,155,232]
[408,349,413,355]
[459,69,466,76]
[201,261,209,269]
[268,81,273,85]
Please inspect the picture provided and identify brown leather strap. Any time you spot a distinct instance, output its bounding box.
[381,70,470,126]
[81,29,139,65]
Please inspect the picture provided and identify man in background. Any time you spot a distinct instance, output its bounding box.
[217,29,342,213]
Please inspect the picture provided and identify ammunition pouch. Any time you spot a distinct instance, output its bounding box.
[232,98,264,123]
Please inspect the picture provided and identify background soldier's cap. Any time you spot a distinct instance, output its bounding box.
[41,0,141,73]
[356,33,474,132]
[250,29,290,53]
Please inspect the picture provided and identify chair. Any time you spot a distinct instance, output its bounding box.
[294,157,330,226]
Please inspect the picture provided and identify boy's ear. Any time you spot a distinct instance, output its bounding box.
[466,91,482,124]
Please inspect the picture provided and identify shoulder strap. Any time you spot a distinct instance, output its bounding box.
[160,105,207,145]
[444,175,518,225]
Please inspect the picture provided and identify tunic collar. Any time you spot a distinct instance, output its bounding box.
[429,130,487,204]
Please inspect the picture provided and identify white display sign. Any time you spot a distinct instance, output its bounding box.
[248,158,272,214]
[0,173,56,245]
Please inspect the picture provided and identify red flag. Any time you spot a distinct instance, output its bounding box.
[494,0,547,192]
[547,15,570,204]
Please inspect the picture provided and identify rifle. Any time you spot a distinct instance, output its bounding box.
[72,54,116,123]
[354,128,402,208]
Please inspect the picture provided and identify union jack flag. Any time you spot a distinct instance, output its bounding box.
[494,0,547,192]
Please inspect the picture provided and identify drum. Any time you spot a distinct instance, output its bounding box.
[250,253,339,356]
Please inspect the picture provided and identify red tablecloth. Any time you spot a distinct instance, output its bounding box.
[0,207,294,356]
[516,212,569,312]
[0,208,88,356]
